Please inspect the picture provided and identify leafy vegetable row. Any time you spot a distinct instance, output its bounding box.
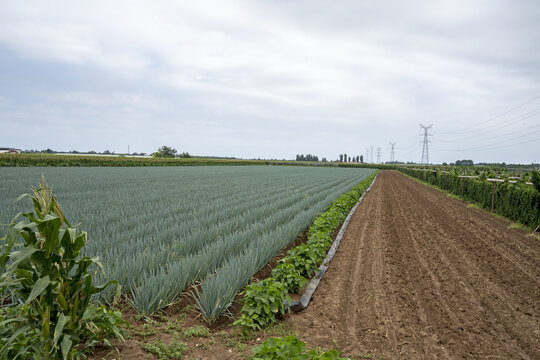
[234,171,378,333]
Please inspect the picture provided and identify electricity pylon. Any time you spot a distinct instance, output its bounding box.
[389,142,396,162]
[420,124,433,164]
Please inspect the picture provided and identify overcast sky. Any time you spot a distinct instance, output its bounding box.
[1,0,539,164]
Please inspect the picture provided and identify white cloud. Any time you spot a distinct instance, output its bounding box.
[0,0,539,162]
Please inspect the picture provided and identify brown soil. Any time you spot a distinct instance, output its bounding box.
[288,170,540,359]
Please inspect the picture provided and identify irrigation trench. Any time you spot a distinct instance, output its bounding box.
[288,170,540,359]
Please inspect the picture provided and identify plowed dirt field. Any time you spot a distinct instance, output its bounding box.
[288,170,539,359]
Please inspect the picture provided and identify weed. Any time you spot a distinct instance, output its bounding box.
[143,338,186,360]
[164,316,188,333]
[183,325,211,339]
[135,323,157,337]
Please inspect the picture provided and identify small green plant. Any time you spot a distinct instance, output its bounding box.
[280,244,324,278]
[271,263,307,293]
[183,325,211,338]
[143,338,186,360]
[164,319,184,334]
[135,322,157,337]
[247,336,350,360]
[234,279,290,334]
[0,177,124,359]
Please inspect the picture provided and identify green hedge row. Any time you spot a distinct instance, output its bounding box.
[0,154,268,167]
[234,171,378,333]
[399,168,540,229]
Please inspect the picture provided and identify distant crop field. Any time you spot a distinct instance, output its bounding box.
[0,166,375,314]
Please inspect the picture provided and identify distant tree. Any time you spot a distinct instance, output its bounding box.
[88,150,97,154]
[355,156,359,162]
[296,154,319,162]
[180,152,191,158]
[348,156,351,162]
[442,162,448,166]
[456,159,474,166]
[41,149,54,154]
[344,154,347,163]
[339,154,343,162]
[153,146,177,158]
[321,157,327,162]
[103,150,112,155]
[360,155,363,163]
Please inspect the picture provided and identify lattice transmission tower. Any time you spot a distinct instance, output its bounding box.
[389,142,396,162]
[420,124,433,164]
[376,147,382,163]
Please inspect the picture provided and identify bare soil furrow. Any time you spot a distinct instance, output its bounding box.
[288,170,540,359]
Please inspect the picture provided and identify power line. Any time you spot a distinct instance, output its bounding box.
[437,137,539,152]
[437,122,540,144]
[437,107,540,142]
[436,128,540,152]
[438,95,540,135]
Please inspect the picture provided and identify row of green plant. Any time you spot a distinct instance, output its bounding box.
[0,153,269,167]
[399,168,540,229]
[407,164,538,181]
[234,171,378,333]
[0,178,125,359]
[1,153,400,169]
[248,336,350,360]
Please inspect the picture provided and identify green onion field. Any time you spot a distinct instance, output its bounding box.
[0,166,374,316]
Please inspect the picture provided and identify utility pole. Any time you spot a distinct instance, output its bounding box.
[376,147,382,163]
[389,142,396,163]
[420,124,433,164]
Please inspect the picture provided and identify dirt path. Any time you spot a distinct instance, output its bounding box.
[288,170,540,359]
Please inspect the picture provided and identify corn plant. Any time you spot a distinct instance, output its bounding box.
[0,177,123,359]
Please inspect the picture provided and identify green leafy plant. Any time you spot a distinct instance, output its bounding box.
[280,244,324,279]
[271,263,307,293]
[143,338,186,360]
[234,279,290,334]
[0,177,124,359]
[247,336,350,360]
[182,325,211,338]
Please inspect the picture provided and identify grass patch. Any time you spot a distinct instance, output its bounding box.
[510,222,533,232]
